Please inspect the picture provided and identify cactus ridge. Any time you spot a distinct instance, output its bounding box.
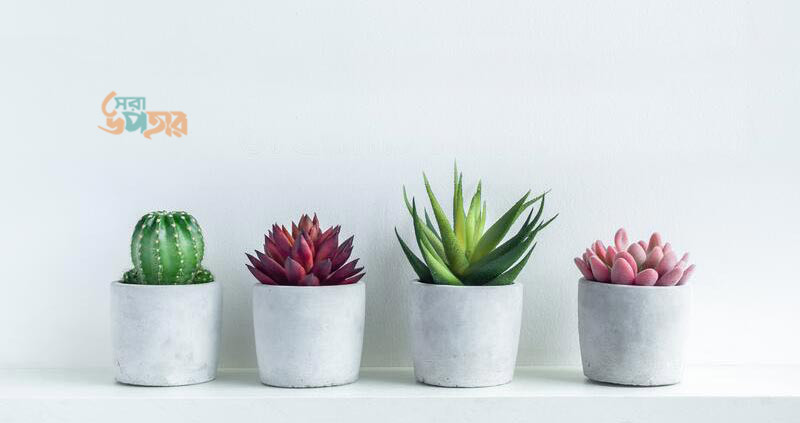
[124,211,213,285]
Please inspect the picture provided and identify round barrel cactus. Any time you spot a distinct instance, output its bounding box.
[122,211,214,284]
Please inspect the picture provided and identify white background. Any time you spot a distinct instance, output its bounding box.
[0,0,797,369]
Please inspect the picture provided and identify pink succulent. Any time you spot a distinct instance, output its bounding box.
[573,228,695,286]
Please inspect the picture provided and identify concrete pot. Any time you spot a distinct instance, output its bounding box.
[578,278,691,386]
[253,282,365,388]
[110,281,222,386]
[409,281,523,387]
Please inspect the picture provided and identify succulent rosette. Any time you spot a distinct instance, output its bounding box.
[574,228,695,286]
[246,214,365,286]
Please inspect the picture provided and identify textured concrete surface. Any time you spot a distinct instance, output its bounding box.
[578,278,691,386]
[409,281,523,387]
[110,281,222,386]
[253,282,365,388]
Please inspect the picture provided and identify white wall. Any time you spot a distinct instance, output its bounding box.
[1,0,797,369]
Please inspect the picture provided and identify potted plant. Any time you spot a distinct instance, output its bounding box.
[246,214,366,388]
[396,166,556,387]
[111,211,221,386]
[573,228,696,386]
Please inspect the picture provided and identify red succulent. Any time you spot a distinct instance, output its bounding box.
[246,214,365,286]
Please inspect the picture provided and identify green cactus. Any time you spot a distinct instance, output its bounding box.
[122,211,214,285]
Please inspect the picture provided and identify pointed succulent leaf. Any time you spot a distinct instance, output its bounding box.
[418,235,462,285]
[247,264,277,285]
[311,258,333,281]
[253,251,288,284]
[453,170,466,249]
[465,180,482,255]
[462,231,537,285]
[403,188,447,259]
[423,209,441,241]
[298,274,321,286]
[395,228,434,283]
[423,174,469,274]
[284,257,306,284]
[470,190,531,262]
[340,273,365,285]
[486,243,537,286]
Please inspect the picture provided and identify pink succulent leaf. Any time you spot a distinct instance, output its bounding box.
[582,250,591,264]
[634,268,659,286]
[574,257,594,280]
[291,233,314,272]
[655,250,678,276]
[627,243,647,267]
[246,264,277,285]
[656,265,684,286]
[614,228,629,252]
[340,273,365,285]
[638,240,649,252]
[677,264,695,285]
[593,241,607,262]
[605,246,617,266]
[327,259,362,284]
[311,259,333,281]
[680,252,690,263]
[284,257,307,284]
[610,258,635,285]
[589,256,611,282]
[662,242,673,255]
[254,251,289,284]
[298,274,321,286]
[616,251,639,275]
[643,246,664,269]
[648,232,662,251]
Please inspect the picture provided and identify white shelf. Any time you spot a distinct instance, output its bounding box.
[1,366,798,422]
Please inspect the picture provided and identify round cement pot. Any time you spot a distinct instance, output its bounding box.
[409,281,523,387]
[110,281,222,386]
[578,278,691,386]
[253,282,365,388]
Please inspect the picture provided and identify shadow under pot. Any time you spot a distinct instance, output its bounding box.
[110,281,222,386]
[252,282,365,388]
[578,278,691,386]
[409,281,523,388]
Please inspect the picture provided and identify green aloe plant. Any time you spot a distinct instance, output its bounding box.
[395,165,557,286]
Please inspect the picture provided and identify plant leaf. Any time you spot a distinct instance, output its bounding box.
[453,167,466,250]
[465,180,482,257]
[403,187,447,260]
[462,231,537,285]
[424,173,470,275]
[470,191,531,262]
[395,228,433,283]
[424,209,441,241]
[465,206,536,273]
[419,237,463,285]
[486,243,537,286]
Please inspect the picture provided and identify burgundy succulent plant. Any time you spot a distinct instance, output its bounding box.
[574,228,695,286]
[246,214,365,286]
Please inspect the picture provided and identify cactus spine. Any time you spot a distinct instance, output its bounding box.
[124,211,212,284]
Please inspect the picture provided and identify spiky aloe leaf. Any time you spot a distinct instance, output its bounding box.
[413,201,462,285]
[465,180,482,257]
[465,206,537,274]
[424,210,441,241]
[477,202,486,238]
[453,166,466,249]
[486,243,537,286]
[395,228,433,283]
[462,230,537,285]
[470,191,531,262]
[403,187,447,261]
[423,174,469,275]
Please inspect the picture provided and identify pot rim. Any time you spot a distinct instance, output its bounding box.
[111,280,219,289]
[410,280,520,289]
[579,277,689,291]
[253,281,364,290]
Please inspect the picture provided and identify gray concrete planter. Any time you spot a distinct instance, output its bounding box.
[409,281,523,387]
[253,282,365,388]
[110,281,222,386]
[578,278,691,386]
